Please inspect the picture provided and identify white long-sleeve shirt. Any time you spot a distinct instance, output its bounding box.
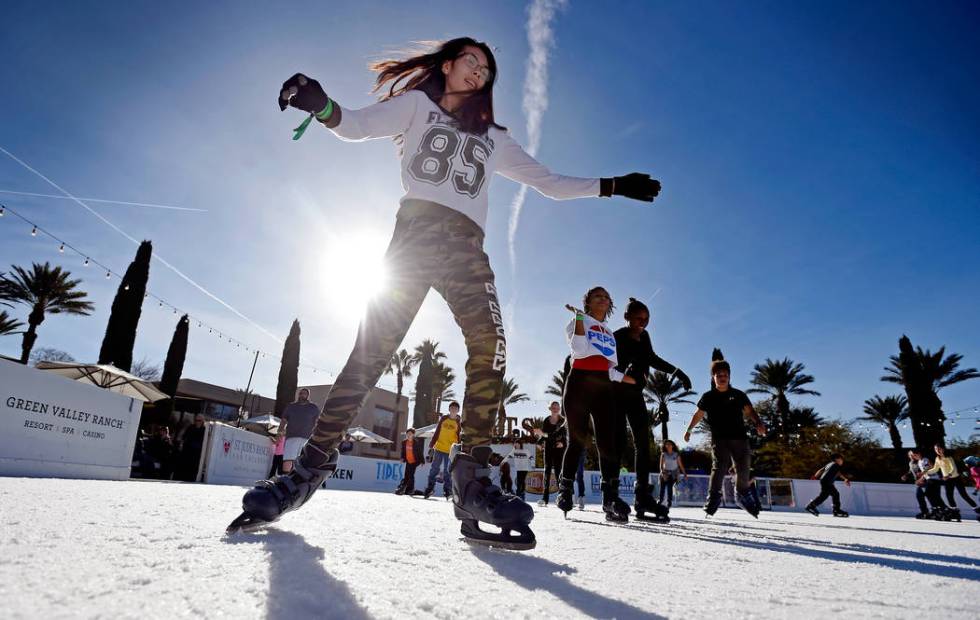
[565,316,625,382]
[330,90,600,231]
[504,445,535,472]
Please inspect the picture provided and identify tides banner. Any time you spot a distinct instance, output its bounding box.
[0,359,142,480]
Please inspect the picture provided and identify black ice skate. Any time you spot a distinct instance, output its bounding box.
[633,483,669,523]
[601,479,631,523]
[735,490,761,518]
[945,508,961,522]
[423,484,435,499]
[832,508,849,518]
[226,445,338,534]
[450,445,536,550]
[703,492,722,516]
[805,505,819,517]
[394,481,406,496]
[556,478,575,517]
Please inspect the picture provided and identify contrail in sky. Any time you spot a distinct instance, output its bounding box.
[0,189,205,212]
[0,144,282,343]
[507,0,567,272]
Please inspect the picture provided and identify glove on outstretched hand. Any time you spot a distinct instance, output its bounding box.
[600,173,661,202]
[675,369,692,391]
[278,73,329,115]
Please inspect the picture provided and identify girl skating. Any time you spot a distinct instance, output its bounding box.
[613,297,690,521]
[227,38,662,549]
[557,289,637,522]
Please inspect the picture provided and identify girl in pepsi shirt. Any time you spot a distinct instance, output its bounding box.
[557,287,635,522]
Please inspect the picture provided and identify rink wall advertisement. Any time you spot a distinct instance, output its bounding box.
[200,422,275,486]
[0,359,142,480]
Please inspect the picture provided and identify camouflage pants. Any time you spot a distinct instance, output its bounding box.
[300,200,506,468]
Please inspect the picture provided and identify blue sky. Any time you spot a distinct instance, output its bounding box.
[1,1,978,444]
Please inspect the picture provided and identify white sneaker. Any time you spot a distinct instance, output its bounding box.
[577,496,585,510]
[537,499,548,507]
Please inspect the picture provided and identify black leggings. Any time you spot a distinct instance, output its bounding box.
[542,445,562,502]
[561,369,620,482]
[943,477,977,509]
[615,387,652,487]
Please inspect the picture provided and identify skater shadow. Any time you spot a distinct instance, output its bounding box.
[757,516,980,540]
[657,517,979,567]
[226,529,369,620]
[469,547,665,619]
[569,519,980,582]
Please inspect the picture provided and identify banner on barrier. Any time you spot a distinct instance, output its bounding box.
[201,422,274,486]
[0,359,141,480]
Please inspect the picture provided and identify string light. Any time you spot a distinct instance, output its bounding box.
[0,201,389,386]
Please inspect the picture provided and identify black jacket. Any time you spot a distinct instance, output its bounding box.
[401,437,425,464]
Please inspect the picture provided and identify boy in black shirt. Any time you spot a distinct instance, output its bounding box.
[806,454,851,517]
[684,360,766,516]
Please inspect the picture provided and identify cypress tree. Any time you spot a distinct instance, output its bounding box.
[98,240,152,371]
[274,319,301,417]
[160,314,189,398]
[412,353,434,428]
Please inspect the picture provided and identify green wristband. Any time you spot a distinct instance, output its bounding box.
[575,313,585,321]
[292,100,334,141]
[315,99,334,121]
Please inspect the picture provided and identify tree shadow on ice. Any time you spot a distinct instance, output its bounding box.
[226,529,369,620]
[568,518,980,582]
[469,547,666,619]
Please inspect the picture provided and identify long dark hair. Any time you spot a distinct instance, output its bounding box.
[370,38,504,135]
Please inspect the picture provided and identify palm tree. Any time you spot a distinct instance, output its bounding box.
[1,262,94,364]
[384,348,415,414]
[0,310,23,336]
[882,336,978,448]
[496,377,530,436]
[747,357,820,434]
[545,355,572,398]
[431,361,456,413]
[411,339,446,426]
[644,370,696,441]
[861,395,908,451]
[882,345,980,393]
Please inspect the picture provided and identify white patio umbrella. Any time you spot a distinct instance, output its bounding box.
[36,361,168,402]
[346,426,393,444]
[242,414,281,436]
[413,423,438,438]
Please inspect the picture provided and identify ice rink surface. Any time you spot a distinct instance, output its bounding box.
[1,477,977,619]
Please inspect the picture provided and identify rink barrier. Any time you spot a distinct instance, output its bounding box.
[0,359,142,480]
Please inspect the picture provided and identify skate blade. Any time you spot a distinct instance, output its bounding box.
[460,521,536,551]
[635,514,670,523]
[225,512,277,535]
[463,536,537,551]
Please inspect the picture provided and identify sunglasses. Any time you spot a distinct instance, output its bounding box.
[457,52,492,83]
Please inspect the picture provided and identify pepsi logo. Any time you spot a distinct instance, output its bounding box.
[587,324,616,357]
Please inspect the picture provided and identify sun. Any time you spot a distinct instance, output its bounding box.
[320,231,390,310]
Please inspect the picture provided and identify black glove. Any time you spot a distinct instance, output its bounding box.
[278,73,329,115]
[426,449,434,463]
[675,368,692,391]
[600,173,661,202]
